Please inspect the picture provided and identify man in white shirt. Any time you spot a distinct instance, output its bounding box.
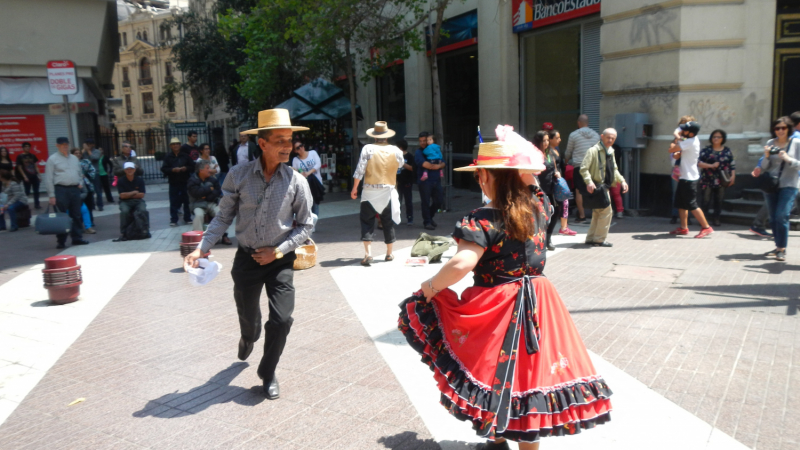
[669,121,713,238]
[230,132,258,166]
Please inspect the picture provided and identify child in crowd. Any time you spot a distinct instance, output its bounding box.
[419,135,444,181]
[670,115,695,224]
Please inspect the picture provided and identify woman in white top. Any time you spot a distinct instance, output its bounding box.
[197,143,219,175]
[291,141,322,215]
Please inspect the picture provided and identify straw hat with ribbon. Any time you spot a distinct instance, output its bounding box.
[243,108,309,134]
[169,137,181,144]
[455,125,546,173]
[366,121,395,139]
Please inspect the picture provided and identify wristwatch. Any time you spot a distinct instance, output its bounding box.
[274,249,284,259]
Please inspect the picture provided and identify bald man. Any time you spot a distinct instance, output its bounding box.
[579,128,627,247]
[565,114,600,223]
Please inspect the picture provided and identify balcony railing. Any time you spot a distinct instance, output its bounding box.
[122,80,130,88]
[138,78,153,86]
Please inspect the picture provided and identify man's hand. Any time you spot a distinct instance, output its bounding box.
[752,167,761,177]
[586,182,596,194]
[184,248,203,269]
[172,167,180,173]
[49,197,56,206]
[439,162,446,170]
[621,181,629,194]
[351,187,358,200]
[252,247,277,265]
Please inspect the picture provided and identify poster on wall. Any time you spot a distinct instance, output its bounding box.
[513,0,601,33]
[0,115,49,173]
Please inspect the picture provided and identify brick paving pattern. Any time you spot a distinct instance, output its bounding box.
[1,188,799,449]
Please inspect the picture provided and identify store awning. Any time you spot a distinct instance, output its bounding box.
[275,78,362,121]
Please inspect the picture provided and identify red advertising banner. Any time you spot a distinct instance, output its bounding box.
[0,115,49,173]
[513,0,601,33]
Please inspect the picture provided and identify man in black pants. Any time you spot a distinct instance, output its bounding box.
[415,131,445,230]
[161,137,194,226]
[44,137,90,249]
[396,140,415,225]
[185,109,312,400]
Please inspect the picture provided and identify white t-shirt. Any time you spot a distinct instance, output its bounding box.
[236,143,250,165]
[679,136,701,181]
[292,150,322,183]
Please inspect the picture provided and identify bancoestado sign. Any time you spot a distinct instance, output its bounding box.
[512,0,600,33]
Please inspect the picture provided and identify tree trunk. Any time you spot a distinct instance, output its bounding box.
[344,36,360,187]
[430,6,445,147]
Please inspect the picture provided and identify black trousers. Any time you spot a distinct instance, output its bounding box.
[545,193,563,246]
[169,183,192,224]
[23,177,41,208]
[360,200,396,244]
[99,174,115,203]
[418,180,443,225]
[701,185,726,221]
[119,199,146,235]
[398,182,414,222]
[231,249,296,382]
[54,185,83,244]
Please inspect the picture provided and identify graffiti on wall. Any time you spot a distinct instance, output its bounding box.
[629,7,678,46]
[689,97,736,129]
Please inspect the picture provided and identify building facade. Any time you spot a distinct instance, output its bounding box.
[0,0,118,165]
[354,0,792,213]
[110,2,199,134]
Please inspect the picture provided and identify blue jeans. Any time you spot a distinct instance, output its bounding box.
[765,187,798,249]
[169,184,192,224]
[1,201,26,230]
[418,180,443,225]
[93,176,104,209]
[311,202,319,216]
[671,177,678,217]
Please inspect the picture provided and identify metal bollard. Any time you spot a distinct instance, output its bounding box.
[42,255,82,305]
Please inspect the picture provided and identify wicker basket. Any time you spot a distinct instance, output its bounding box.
[293,239,317,270]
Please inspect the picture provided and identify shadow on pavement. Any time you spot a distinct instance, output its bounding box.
[132,362,264,418]
[319,258,364,268]
[631,233,677,241]
[376,431,476,449]
[743,261,800,274]
[717,252,771,261]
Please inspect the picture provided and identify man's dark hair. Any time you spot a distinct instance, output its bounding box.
[397,139,408,150]
[21,142,30,147]
[790,112,800,128]
[84,138,95,144]
[418,131,430,138]
[257,129,273,142]
[187,131,198,137]
[708,129,727,146]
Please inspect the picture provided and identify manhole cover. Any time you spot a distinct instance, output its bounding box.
[604,265,683,283]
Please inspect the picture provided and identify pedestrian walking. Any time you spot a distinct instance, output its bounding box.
[670,115,695,224]
[230,132,258,166]
[72,148,97,234]
[547,129,577,238]
[565,114,600,223]
[351,121,405,266]
[185,108,313,400]
[396,139,415,226]
[698,130,735,227]
[15,142,41,209]
[0,147,12,172]
[44,137,89,249]
[0,170,27,232]
[759,116,800,261]
[579,129,628,247]
[291,140,322,216]
[161,137,195,226]
[415,131,445,230]
[399,132,612,448]
[669,121,714,238]
[532,130,559,251]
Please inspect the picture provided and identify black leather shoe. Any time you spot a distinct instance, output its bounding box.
[72,239,90,246]
[263,376,280,400]
[424,223,436,230]
[596,241,613,247]
[238,338,254,361]
[430,220,438,228]
[56,242,66,249]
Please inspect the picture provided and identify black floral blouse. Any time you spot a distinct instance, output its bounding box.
[698,146,735,189]
[453,187,550,288]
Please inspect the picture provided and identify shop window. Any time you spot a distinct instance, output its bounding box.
[125,94,132,116]
[142,92,154,114]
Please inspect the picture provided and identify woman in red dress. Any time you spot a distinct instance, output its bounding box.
[399,135,612,449]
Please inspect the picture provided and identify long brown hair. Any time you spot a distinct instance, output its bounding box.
[486,169,538,242]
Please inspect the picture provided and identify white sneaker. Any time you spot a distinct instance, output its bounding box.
[615,212,624,219]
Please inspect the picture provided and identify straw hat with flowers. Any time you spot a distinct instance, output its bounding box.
[454,125,545,173]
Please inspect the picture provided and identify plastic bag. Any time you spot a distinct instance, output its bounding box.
[185,258,222,286]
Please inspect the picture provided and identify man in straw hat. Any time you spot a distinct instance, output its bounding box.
[579,128,628,247]
[185,108,314,400]
[161,137,195,226]
[351,121,405,266]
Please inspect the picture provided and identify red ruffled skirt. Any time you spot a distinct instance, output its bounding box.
[398,276,612,442]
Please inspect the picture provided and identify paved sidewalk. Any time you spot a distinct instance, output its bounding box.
[0,192,798,449]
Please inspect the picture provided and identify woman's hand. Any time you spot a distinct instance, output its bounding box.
[764,146,772,157]
[420,279,436,303]
[780,150,792,163]
[554,170,562,178]
[752,167,761,177]
[712,162,720,169]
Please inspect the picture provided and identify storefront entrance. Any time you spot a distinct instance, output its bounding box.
[773,2,800,118]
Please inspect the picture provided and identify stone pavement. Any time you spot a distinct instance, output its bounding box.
[0,189,798,449]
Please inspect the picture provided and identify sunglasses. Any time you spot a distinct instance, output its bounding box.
[712,135,722,139]
[294,144,304,149]
[775,126,789,131]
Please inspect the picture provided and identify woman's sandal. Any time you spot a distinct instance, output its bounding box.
[385,255,394,262]
[361,256,373,266]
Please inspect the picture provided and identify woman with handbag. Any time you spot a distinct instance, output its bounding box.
[399,130,612,449]
[698,129,735,227]
[759,116,800,261]
[534,130,575,252]
[548,130,577,238]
